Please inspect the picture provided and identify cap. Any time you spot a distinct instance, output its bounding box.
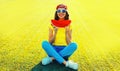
[56,4,67,10]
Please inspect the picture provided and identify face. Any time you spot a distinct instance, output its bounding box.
[57,8,66,19]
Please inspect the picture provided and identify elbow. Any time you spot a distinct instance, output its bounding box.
[66,37,71,45]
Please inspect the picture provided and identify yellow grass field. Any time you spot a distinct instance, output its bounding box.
[0,0,120,71]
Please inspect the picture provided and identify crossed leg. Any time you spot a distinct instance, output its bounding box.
[42,41,77,64]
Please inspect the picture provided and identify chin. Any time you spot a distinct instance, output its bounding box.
[59,16,65,19]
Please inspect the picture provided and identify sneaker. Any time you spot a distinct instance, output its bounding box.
[42,57,52,65]
[66,60,78,70]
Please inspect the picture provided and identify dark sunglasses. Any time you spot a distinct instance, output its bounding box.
[57,9,66,13]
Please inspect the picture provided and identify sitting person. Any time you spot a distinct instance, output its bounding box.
[41,4,78,70]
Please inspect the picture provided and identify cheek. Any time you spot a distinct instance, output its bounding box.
[63,13,66,17]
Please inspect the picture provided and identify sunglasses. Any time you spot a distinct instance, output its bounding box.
[57,9,66,13]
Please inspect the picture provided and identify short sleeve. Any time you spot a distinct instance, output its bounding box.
[69,25,72,30]
[49,24,54,30]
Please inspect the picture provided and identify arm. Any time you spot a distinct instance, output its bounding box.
[65,26,72,45]
[49,27,58,44]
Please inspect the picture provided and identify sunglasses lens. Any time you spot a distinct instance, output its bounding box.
[57,10,61,13]
[62,10,66,13]
[57,9,66,13]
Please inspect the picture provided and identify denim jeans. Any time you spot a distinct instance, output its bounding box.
[42,41,77,64]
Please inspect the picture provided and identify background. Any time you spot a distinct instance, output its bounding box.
[0,0,120,71]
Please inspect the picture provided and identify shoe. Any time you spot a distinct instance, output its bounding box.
[66,60,78,70]
[42,57,52,65]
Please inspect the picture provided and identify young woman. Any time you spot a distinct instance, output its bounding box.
[41,4,78,70]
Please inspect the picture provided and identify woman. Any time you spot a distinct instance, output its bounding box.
[42,4,78,70]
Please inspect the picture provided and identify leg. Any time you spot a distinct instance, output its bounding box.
[52,45,68,61]
[59,42,77,57]
[42,41,65,64]
[42,41,78,70]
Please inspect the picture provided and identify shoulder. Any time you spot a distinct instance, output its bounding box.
[49,24,54,29]
[68,24,72,30]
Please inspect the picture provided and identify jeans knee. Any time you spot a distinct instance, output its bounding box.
[42,40,49,49]
[70,42,77,50]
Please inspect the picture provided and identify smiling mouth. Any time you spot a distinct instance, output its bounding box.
[59,13,65,17]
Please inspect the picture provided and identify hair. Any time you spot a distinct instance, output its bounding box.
[54,11,69,20]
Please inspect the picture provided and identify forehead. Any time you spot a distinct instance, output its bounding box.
[57,8,66,10]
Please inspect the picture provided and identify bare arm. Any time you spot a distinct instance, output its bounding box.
[65,26,72,45]
[49,27,58,44]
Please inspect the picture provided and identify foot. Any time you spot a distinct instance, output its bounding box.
[42,57,52,65]
[66,60,78,70]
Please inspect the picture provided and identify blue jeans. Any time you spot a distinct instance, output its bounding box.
[42,41,77,64]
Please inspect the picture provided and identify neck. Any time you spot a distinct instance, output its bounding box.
[59,18,64,21]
